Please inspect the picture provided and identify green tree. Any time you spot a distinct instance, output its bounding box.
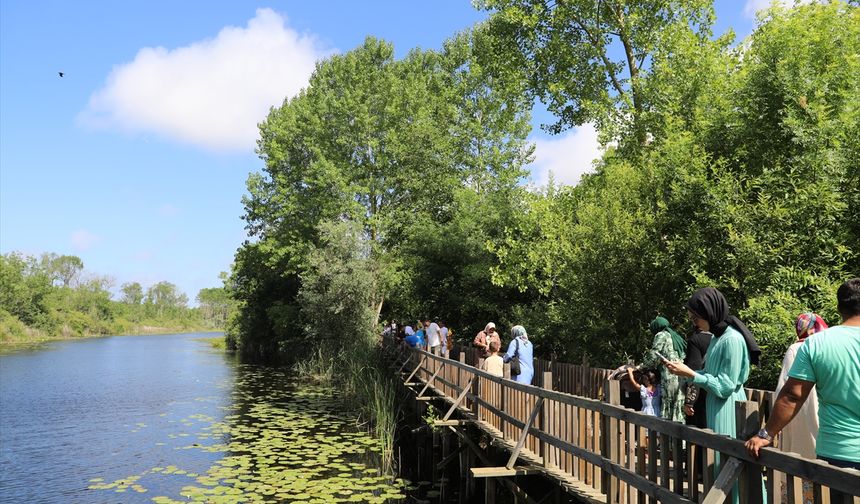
[299,221,378,346]
[232,32,533,359]
[40,253,84,287]
[196,286,233,329]
[479,0,714,142]
[120,281,144,305]
[145,281,188,318]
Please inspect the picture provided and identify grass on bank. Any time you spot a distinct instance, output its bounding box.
[0,308,217,352]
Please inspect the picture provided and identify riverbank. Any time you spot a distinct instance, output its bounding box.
[0,315,222,353]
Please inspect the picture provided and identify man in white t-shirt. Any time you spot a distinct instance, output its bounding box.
[425,319,442,353]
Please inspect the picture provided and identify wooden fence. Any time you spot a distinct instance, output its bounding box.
[390,342,860,504]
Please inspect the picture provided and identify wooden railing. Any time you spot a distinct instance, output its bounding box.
[388,341,860,504]
[458,345,776,424]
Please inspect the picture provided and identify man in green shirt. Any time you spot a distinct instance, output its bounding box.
[745,278,860,499]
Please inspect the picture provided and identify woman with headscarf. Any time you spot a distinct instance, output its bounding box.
[503,325,534,385]
[666,287,761,504]
[774,312,828,504]
[474,322,501,359]
[641,316,687,422]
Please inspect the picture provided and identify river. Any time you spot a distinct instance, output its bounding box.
[0,333,406,503]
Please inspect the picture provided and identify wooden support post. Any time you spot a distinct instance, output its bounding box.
[648,429,658,504]
[397,351,413,373]
[442,377,474,421]
[486,477,496,504]
[701,457,744,504]
[417,362,446,398]
[506,397,545,469]
[471,373,480,419]
[736,401,763,504]
[604,379,621,504]
[404,355,427,384]
[542,371,553,468]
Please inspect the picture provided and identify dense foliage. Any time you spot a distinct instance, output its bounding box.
[229,2,858,389]
[0,252,230,344]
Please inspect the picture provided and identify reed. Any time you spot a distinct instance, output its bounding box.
[293,340,401,473]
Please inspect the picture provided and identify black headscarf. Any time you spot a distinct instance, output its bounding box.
[686,287,761,365]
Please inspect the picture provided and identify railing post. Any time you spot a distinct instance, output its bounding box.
[470,369,480,420]
[603,379,621,504]
[542,371,553,468]
[736,401,763,504]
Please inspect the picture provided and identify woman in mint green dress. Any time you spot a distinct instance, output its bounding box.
[641,317,686,422]
[666,287,761,504]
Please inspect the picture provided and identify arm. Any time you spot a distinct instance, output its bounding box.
[503,339,517,363]
[690,335,746,399]
[626,368,642,389]
[745,378,814,457]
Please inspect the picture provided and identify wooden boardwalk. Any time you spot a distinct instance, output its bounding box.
[386,341,860,504]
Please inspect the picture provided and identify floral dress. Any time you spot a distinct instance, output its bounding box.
[642,330,686,422]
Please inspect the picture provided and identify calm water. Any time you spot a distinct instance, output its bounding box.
[0,333,402,503]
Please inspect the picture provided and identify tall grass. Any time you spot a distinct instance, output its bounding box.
[294,341,401,473]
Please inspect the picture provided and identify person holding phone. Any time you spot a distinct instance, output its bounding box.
[640,316,687,422]
[665,287,761,504]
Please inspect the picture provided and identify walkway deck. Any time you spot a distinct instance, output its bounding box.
[386,341,860,504]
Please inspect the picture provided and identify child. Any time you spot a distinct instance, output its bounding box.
[482,340,504,377]
[627,368,661,416]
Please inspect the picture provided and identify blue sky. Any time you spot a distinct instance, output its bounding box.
[0,0,764,302]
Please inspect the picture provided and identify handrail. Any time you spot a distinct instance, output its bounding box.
[389,340,860,502]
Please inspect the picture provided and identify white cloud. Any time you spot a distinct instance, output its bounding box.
[80,8,332,151]
[528,124,602,188]
[70,229,101,251]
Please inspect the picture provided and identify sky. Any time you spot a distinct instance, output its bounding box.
[0,0,771,302]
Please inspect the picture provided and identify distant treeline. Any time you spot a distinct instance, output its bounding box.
[225,2,859,389]
[0,252,235,344]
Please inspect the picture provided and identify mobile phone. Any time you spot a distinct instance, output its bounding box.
[654,350,670,362]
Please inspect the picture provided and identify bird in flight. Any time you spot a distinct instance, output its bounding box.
[58,72,64,77]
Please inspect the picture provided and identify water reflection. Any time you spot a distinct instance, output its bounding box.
[0,334,404,503]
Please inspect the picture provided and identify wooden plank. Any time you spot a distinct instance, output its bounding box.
[648,430,658,504]
[673,437,684,495]
[661,433,671,489]
[471,466,540,478]
[417,362,445,397]
[442,377,474,421]
[704,448,716,496]
[701,457,744,504]
[736,401,763,504]
[688,444,699,502]
[506,397,545,469]
[606,380,621,504]
[434,420,466,427]
[542,371,553,468]
[403,355,427,384]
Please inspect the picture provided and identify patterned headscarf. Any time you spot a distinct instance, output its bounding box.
[649,316,686,358]
[795,312,828,341]
[511,325,528,341]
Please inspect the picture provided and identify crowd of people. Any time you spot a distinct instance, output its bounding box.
[384,278,860,502]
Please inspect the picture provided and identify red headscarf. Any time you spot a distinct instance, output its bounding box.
[795,312,828,341]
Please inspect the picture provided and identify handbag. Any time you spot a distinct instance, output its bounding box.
[510,339,521,376]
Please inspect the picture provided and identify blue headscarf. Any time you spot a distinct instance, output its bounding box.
[511,325,528,341]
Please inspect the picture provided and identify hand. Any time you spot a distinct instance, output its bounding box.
[684,405,695,417]
[665,361,695,378]
[745,435,772,459]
